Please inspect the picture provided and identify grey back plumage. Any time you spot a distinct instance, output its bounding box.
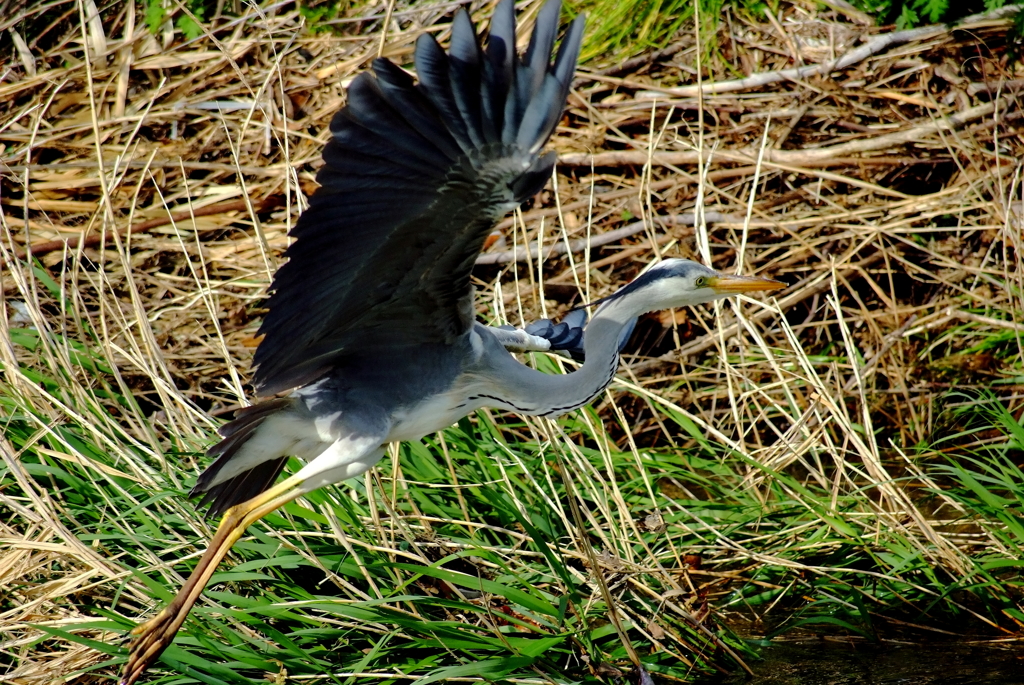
[251,0,585,397]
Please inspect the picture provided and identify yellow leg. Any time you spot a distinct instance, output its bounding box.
[121,474,307,685]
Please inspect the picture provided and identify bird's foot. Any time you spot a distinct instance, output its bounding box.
[121,601,187,685]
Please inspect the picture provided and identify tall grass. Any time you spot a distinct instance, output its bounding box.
[4,245,1023,681]
[2,285,757,681]
[3,1,1023,682]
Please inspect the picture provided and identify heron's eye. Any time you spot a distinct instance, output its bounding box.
[694,276,707,287]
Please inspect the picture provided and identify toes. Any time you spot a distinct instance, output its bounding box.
[122,614,174,684]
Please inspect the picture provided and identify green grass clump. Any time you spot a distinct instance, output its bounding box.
[567,0,694,63]
[1,324,755,681]
[850,0,1021,29]
[4,280,1023,683]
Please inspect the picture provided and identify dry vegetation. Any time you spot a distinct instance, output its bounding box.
[2,0,1023,683]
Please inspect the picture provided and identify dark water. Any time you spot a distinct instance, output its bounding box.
[701,641,1024,684]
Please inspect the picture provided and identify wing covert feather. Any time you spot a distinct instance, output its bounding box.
[252,0,585,396]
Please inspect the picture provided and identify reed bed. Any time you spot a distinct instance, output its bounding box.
[1,1,1022,683]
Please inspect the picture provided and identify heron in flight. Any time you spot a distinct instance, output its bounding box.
[121,1,783,682]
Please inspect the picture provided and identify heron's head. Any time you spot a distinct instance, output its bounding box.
[595,258,785,316]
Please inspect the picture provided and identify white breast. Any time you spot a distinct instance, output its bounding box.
[385,383,485,443]
[385,327,507,443]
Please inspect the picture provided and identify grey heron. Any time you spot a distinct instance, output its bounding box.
[121,1,783,682]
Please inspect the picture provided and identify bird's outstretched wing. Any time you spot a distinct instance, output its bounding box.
[252,0,585,396]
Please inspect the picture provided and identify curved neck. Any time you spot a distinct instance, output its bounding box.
[474,298,638,418]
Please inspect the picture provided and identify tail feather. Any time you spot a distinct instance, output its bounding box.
[195,456,289,520]
[190,398,294,519]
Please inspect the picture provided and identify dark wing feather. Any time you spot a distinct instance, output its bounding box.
[252,0,585,396]
[482,0,515,144]
[523,0,560,97]
[448,10,486,148]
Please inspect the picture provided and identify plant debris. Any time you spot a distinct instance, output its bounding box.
[2,1,1022,682]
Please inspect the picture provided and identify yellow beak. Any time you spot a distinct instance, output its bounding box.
[707,273,786,294]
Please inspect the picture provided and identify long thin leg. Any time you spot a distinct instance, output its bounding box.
[120,473,307,685]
